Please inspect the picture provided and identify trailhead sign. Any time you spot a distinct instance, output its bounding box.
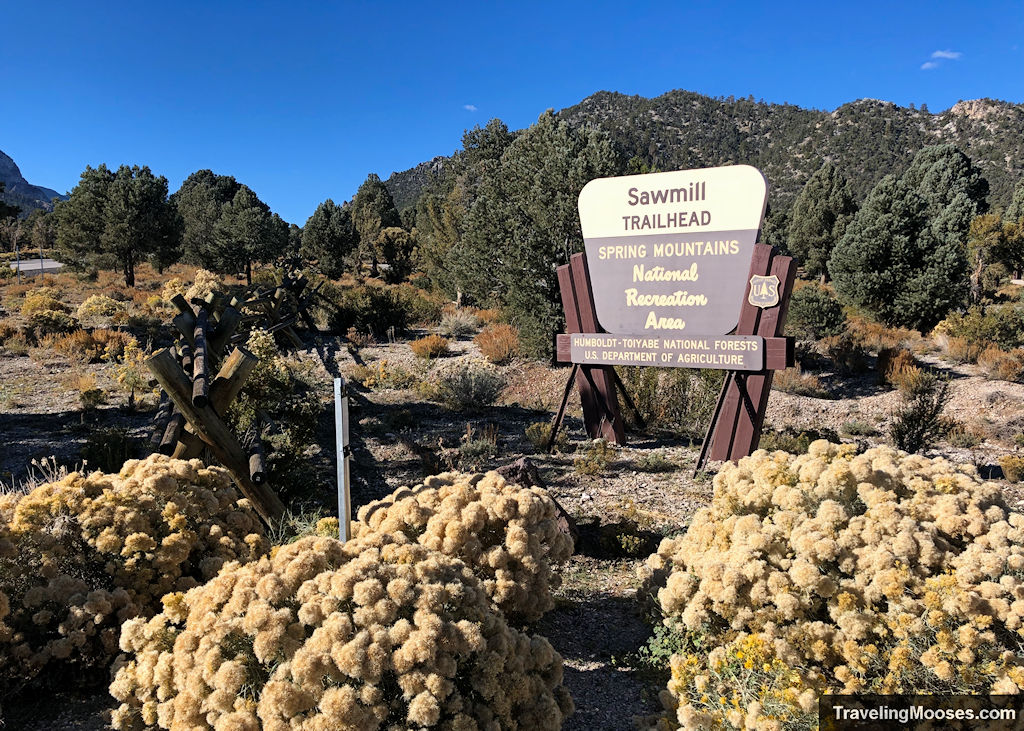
[574,165,770,370]
[551,163,795,459]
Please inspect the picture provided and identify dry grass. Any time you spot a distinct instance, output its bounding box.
[889,362,933,397]
[771,365,828,397]
[877,347,918,386]
[846,315,918,352]
[942,335,987,364]
[475,323,520,364]
[409,334,450,359]
[976,345,1024,382]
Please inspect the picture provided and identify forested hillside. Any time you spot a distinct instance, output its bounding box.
[386,91,1024,213]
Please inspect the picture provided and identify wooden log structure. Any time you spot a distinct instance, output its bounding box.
[249,436,267,485]
[552,251,625,443]
[702,243,797,463]
[147,348,284,524]
[149,396,173,449]
[172,347,259,460]
[192,308,210,408]
[159,411,185,455]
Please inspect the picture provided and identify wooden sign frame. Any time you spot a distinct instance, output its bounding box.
[549,243,795,465]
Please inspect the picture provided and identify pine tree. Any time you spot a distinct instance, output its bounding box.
[828,144,987,329]
[171,170,240,264]
[300,199,357,278]
[455,110,622,356]
[787,163,857,280]
[375,226,415,283]
[211,186,288,284]
[55,164,181,286]
[351,173,401,276]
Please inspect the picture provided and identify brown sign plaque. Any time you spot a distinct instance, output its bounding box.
[569,333,764,370]
[578,165,768,336]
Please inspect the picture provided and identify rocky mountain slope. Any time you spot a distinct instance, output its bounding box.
[0,150,65,214]
[386,91,1024,213]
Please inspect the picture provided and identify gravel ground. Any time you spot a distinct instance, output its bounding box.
[3,326,1024,729]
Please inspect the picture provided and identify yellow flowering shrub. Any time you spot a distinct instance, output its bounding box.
[184,268,221,302]
[21,287,69,316]
[76,294,126,323]
[641,441,1024,729]
[0,454,268,687]
[159,277,186,303]
[352,471,574,623]
[110,533,573,730]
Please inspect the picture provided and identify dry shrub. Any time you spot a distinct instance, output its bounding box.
[0,455,267,688]
[351,359,418,390]
[876,347,917,385]
[409,334,450,359]
[110,533,573,730]
[51,328,134,364]
[425,357,506,410]
[184,269,222,301]
[438,307,480,338]
[352,471,573,622]
[76,294,125,323]
[818,333,869,373]
[471,307,502,324]
[27,309,78,337]
[0,319,19,343]
[977,345,1024,383]
[771,365,827,397]
[944,336,986,364]
[474,323,520,364]
[1000,455,1024,483]
[639,442,1024,729]
[888,362,931,397]
[159,277,186,303]
[21,288,69,316]
[846,316,917,352]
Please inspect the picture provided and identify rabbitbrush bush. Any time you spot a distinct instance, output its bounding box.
[352,471,573,623]
[639,441,1024,730]
[0,454,267,688]
[110,533,573,730]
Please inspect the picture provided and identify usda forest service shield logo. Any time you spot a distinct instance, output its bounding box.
[748,275,780,308]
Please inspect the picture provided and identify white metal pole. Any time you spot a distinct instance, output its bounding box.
[334,377,351,541]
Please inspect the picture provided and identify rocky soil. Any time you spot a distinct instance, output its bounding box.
[2,320,1023,729]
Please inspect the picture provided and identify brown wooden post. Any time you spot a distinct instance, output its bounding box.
[726,253,797,459]
[192,308,210,408]
[705,244,796,462]
[147,348,284,524]
[556,252,625,443]
[173,348,258,460]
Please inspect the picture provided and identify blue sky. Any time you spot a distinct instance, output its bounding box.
[2,1,1022,224]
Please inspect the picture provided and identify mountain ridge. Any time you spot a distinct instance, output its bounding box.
[0,150,65,214]
[384,91,1023,213]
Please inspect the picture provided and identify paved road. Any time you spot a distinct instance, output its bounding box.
[8,258,64,276]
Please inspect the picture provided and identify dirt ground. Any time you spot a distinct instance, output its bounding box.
[2,300,1024,728]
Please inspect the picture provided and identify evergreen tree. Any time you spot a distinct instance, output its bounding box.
[787,163,857,280]
[828,145,987,329]
[375,226,415,283]
[171,170,240,265]
[1007,179,1024,223]
[300,199,357,278]
[454,110,622,357]
[211,186,288,284]
[415,119,514,296]
[54,164,180,286]
[351,173,400,276]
